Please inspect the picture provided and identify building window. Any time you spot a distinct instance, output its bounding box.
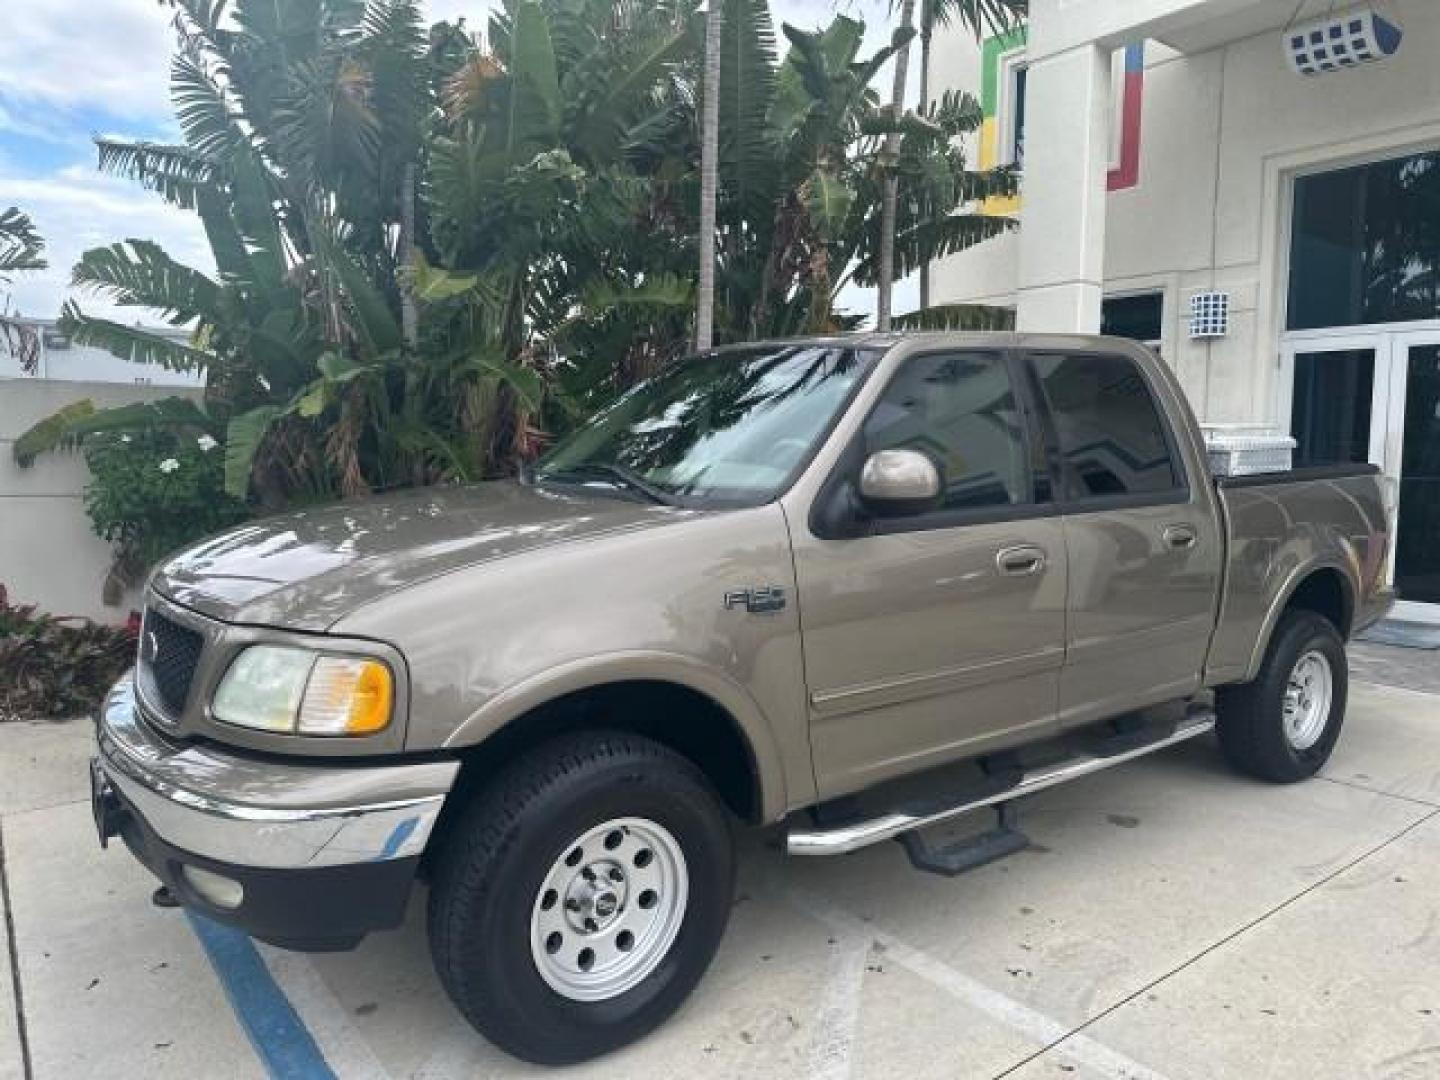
[1101,292,1164,348]
[999,54,1028,167]
[1288,150,1440,330]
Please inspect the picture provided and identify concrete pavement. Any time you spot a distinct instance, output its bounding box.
[2,671,1439,1079]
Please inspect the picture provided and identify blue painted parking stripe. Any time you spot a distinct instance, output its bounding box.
[187,912,336,1080]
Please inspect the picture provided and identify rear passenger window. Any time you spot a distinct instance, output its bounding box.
[865,352,1033,511]
[1031,352,1182,499]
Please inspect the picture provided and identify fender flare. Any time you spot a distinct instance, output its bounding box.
[443,650,793,822]
[1242,557,1356,682]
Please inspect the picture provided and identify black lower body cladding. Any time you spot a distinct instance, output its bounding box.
[103,778,418,951]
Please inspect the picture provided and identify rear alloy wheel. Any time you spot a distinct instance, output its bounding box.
[1217,610,1348,783]
[1281,650,1334,752]
[428,732,735,1065]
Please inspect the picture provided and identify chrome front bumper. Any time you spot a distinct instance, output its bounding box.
[95,675,460,871]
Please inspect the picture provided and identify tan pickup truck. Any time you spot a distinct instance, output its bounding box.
[91,333,1392,1064]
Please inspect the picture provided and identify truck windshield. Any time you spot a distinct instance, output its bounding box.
[537,344,878,508]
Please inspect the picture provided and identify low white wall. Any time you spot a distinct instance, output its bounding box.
[0,378,204,624]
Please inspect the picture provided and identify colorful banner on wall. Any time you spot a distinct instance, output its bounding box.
[978,33,1146,215]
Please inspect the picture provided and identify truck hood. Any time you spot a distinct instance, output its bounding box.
[151,481,693,631]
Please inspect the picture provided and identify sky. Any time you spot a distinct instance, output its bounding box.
[0,0,911,327]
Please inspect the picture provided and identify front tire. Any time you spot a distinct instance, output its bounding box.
[1216,610,1348,783]
[427,732,735,1065]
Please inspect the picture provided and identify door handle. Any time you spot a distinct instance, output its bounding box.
[996,545,1047,577]
[1163,524,1199,550]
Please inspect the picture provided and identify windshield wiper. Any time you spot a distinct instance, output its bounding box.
[538,463,679,507]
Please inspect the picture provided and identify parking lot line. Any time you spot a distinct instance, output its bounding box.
[256,944,392,1080]
[186,912,334,1080]
[785,888,1172,1080]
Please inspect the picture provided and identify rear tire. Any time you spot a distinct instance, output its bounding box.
[427,732,735,1065]
[1216,610,1347,783]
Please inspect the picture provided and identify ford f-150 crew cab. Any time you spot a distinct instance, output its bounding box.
[91,333,1392,1064]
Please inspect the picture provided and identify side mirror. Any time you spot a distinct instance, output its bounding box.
[858,449,943,517]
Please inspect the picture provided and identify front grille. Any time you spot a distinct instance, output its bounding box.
[138,609,205,716]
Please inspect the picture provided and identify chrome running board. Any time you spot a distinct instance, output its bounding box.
[787,710,1216,856]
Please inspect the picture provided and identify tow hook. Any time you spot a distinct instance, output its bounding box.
[89,758,125,849]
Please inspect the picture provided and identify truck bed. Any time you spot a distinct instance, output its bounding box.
[1205,463,1391,687]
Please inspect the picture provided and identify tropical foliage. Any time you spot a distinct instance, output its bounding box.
[0,207,46,373]
[18,0,1018,587]
[0,585,137,721]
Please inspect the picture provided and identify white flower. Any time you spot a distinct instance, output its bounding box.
[197,434,219,452]
[158,458,181,474]
[119,434,132,444]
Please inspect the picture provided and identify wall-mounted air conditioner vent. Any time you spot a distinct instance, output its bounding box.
[1188,291,1229,339]
[1285,7,1403,77]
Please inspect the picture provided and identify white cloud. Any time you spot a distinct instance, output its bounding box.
[0,0,175,122]
[1,164,212,324]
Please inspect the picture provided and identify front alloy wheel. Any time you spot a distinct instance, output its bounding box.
[428,732,735,1065]
[530,817,688,1002]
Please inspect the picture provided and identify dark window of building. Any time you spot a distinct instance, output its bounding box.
[1289,151,1440,330]
[1031,352,1181,499]
[1101,293,1164,343]
[1290,349,1375,467]
[865,353,1033,511]
[1011,65,1028,167]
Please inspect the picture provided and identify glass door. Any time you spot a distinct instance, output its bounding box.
[1279,336,1391,469]
[1389,334,1440,610]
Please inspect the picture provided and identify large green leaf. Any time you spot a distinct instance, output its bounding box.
[310,225,404,355]
[803,169,855,239]
[720,0,779,223]
[506,1,562,157]
[70,240,221,321]
[856,212,1014,284]
[224,405,282,498]
[11,400,96,466]
[58,302,213,372]
[457,348,544,413]
[0,207,46,281]
[94,139,217,209]
[170,51,250,161]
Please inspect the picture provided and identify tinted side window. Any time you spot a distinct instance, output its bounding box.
[865,352,1032,511]
[1032,352,1181,499]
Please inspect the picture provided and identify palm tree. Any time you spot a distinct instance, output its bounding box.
[876,0,917,331]
[696,1,723,351]
[884,0,1027,314]
[0,207,46,373]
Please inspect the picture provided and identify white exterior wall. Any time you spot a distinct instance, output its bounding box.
[0,380,203,623]
[931,0,1440,426]
[0,321,203,387]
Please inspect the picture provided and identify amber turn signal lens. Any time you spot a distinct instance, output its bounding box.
[297,657,393,736]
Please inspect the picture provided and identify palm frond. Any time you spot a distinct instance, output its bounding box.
[58,301,213,373]
[855,212,1014,283]
[0,207,46,280]
[94,139,218,209]
[70,241,221,322]
[892,302,1015,331]
[11,400,97,467]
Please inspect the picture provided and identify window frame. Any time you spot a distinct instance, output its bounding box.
[1019,348,1192,514]
[997,48,1029,168]
[811,348,1061,539]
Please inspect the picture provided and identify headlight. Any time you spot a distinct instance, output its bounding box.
[212,646,394,737]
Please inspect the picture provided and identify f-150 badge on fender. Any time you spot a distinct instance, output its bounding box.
[723,586,787,614]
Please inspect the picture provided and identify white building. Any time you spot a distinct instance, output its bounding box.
[0,317,204,387]
[930,0,1440,620]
